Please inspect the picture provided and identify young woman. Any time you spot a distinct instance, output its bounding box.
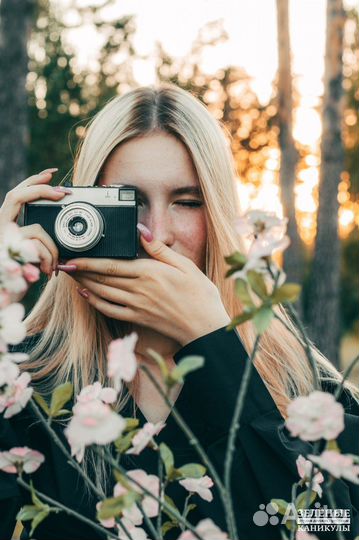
[0,85,358,540]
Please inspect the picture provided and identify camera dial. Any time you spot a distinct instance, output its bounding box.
[54,202,104,251]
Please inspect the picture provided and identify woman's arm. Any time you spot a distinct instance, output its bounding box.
[173,326,359,540]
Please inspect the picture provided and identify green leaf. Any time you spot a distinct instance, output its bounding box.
[253,306,274,334]
[17,505,39,522]
[184,503,197,518]
[326,439,340,452]
[295,490,317,509]
[30,509,50,536]
[49,382,73,416]
[52,408,71,417]
[224,252,247,267]
[247,270,268,299]
[159,443,175,478]
[33,392,50,416]
[124,418,140,431]
[235,279,255,308]
[147,348,169,380]
[162,494,180,520]
[114,430,139,454]
[175,463,206,479]
[271,498,289,515]
[169,356,204,384]
[227,310,256,330]
[113,470,132,490]
[30,480,44,509]
[97,492,139,520]
[272,284,301,304]
[161,521,179,536]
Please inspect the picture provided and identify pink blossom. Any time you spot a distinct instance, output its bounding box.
[308,451,359,484]
[286,391,344,441]
[117,518,149,540]
[126,421,166,455]
[177,518,229,540]
[0,358,19,387]
[65,400,126,462]
[296,454,324,497]
[3,223,39,263]
[22,263,40,283]
[0,290,11,309]
[127,469,160,519]
[76,381,117,405]
[0,303,26,345]
[107,332,138,390]
[0,447,44,474]
[0,372,33,418]
[179,475,214,502]
[248,234,290,259]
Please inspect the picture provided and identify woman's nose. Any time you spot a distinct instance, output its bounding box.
[142,210,175,246]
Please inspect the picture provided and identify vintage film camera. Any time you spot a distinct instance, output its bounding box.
[23,186,139,259]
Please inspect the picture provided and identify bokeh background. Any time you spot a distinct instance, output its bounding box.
[0,0,358,374]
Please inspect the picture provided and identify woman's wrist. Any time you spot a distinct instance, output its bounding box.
[178,311,231,347]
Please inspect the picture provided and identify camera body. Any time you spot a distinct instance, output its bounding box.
[23,186,139,259]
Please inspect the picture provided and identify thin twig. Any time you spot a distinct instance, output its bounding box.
[29,399,103,499]
[139,364,235,538]
[224,333,261,540]
[138,502,158,539]
[98,447,205,540]
[17,477,119,540]
[335,354,359,401]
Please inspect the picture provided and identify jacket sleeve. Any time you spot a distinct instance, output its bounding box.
[173,326,359,540]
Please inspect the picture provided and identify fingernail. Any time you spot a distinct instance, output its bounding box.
[56,264,77,272]
[76,287,89,299]
[40,168,58,174]
[137,223,153,243]
[53,186,72,194]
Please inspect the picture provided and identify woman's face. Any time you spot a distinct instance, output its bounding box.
[100,132,207,271]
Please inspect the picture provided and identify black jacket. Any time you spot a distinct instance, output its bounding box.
[1,327,358,540]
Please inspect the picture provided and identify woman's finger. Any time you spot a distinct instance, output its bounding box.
[1,182,71,223]
[76,287,136,322]
[16,168,58,188]
[75,271,137,291]
[75,276,135,307]
[21,224,59,269]
[30,239,54,277]
[63,257,150,278]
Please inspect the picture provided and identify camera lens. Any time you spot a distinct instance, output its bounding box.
[68,216,88,236]
[55,203,104,251]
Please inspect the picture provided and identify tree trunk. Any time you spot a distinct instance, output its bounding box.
[307,0,345,368]
[0,0,35,205]
[276,0,303,292]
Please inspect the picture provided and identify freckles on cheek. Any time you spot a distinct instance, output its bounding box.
[176,214,207,267]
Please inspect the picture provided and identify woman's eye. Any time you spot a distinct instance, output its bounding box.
[175,200,203,208]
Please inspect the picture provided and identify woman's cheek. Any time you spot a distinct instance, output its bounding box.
[174,212,207,269]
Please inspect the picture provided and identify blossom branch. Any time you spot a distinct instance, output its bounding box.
[224,333,261,540]
[139,363,235,538]
[17,476,119,540]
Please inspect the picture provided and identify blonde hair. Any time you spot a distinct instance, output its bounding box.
[22,85,358,492]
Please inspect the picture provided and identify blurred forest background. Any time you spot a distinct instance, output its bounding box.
[0,0,358,372]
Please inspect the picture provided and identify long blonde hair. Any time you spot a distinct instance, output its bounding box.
[23,85,358,475]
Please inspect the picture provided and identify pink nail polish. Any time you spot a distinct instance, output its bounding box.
[53,186,72,194]
[56,264,77,272]
[137,223,153,243]
[77,287,89,299]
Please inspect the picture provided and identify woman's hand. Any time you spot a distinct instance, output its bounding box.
[0,169,72,279]
[62,231,231,346]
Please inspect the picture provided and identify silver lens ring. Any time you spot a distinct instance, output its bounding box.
[54,202,104,251]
